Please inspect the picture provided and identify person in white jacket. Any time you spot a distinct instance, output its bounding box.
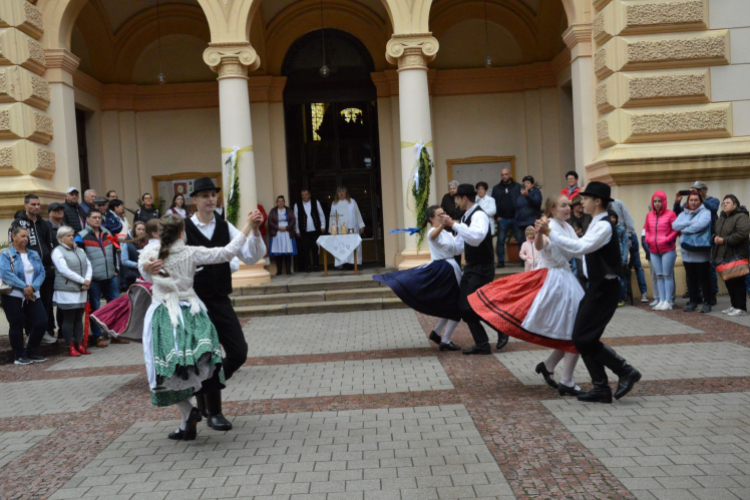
[475,182,497,236]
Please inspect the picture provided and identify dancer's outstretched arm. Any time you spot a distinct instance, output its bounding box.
[537,216,611,258]
[192,211,259,266]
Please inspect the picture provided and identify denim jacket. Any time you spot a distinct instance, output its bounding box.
[0,246,46,291]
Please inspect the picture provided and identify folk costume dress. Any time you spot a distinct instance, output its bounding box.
[269,208,297,257]
[138,233,248,407]
[374,227,464,321]
[469,219,584,353]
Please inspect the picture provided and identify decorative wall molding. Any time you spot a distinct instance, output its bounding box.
[0,0,44,40]
[562,23,593,61]
[0,28,46,76]
[596,69,710,112]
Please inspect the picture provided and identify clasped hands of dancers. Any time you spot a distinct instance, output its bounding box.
[377,181,642,404]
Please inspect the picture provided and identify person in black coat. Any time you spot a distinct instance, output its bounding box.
[134,193,160,223]
[440,181,464,222]
[62,188,86,233]
[515,175,543,232]
[490,169,523,268]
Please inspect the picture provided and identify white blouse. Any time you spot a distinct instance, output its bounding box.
[428,227,464,283]
[51,245,93,305]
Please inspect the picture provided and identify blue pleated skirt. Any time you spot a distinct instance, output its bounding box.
[373,260,461,321]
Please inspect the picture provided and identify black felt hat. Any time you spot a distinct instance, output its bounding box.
[455,183,477,199]
[190,177,221,197]
[579,181,613,203]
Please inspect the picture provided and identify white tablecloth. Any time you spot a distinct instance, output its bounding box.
[317,235,362,262]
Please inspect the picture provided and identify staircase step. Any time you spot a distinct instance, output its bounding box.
[235,297,408,318]
[233,276,383,296]
[326,287,395,301]
[232,291,327,307]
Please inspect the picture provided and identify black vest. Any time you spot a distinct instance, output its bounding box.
[584,218,622,286]
[463,206,494,265]
[185,215,233,297]
[296,199,322,235]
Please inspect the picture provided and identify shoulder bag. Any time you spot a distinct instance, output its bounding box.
[0,253,16,295]
[716,245,750,281]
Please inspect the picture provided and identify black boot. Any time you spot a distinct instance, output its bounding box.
[275,257,283,276]
[284,256,292,275]
[204,391,233,431]
[595,345,641,400]
[195,393,208,418]
[577,355,612,404]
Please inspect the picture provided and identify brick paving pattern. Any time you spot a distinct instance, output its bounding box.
[0,375,136,418]
[544,392,750,500]
[244,310,431,356]
[495,342,750,386]
[223,356,454,400]
[0,429,55,468]
[3,302,750,500]
[50,405,515,500]
[47,343,145,371]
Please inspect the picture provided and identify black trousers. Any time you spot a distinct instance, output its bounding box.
[459,263,495,345]
[685,261,714,305]
[41,270,55,335]
[1,295,47,358]
[725,276,747,312]
[201,294,248,380]
[298,231,321,270]
[572,278,620,356]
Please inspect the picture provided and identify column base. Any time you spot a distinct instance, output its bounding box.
[397,248,431,270]
[232,260,271,287]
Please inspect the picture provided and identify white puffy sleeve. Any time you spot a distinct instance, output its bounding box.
[192,232,248,266]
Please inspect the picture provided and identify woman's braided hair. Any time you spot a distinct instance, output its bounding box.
[157,214,185,261]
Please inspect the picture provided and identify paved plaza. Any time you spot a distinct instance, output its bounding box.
[1,301,750,499]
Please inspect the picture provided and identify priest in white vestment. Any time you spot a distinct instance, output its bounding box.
[329,187,365,267]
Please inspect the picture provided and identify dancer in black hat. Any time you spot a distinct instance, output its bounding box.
[142,177,266,429]
[535,181,641,403]
[441,184,509,355]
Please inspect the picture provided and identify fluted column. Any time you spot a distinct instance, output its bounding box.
[203,43,270,285]
[386,34,439,270]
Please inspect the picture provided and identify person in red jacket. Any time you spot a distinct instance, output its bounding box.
[560,171,581,201]
[644,190,678,311]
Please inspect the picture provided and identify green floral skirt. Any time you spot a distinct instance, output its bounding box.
[150,304,225,407]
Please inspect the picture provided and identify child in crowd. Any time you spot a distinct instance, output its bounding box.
[519,226,538,271]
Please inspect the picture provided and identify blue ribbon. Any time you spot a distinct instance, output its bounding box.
[389,228,421,236]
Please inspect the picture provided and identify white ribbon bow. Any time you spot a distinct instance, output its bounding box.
[224,146,240,201]
[413,142,425,191]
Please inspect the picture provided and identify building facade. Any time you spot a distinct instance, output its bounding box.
[1,0,749,282]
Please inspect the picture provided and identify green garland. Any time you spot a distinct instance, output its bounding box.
[412,147,434,250]
[225,153,240,226]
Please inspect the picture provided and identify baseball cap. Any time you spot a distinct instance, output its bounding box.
[66,187,79,194]
[93,197,108,205]
[692,181,708,190]
[48,202,63,212]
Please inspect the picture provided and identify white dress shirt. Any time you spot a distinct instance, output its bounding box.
[182,214,266,266]
[548,212,613,278]
[453,203,490,247]
[294,200,326,233]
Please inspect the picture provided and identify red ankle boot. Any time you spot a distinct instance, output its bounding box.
[68,344,81,357]
[77,343,92,355]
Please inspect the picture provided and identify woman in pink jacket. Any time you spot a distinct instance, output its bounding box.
[644,190,679,311]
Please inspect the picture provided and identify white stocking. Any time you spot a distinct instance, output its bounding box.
[560,352,581,389]
[544,350,565,373]
[441,320,459,344]
[176,399,194,431]
[434,318,448,334]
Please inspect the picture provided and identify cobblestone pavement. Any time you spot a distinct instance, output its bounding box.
[2,301,750,500]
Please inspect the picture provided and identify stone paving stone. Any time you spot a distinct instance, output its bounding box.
[0,375,136,418]
[47,343,145,371]
[50,405,515,500]
[222,357,453,401]
[545,392,750,500]
[243,310,430,356]
[0,429,55,469]
[496,342,750,386]
[506,305,704,343]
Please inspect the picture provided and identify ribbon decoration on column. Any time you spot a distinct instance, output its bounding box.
[402,140,434,249]
[221,145,253,225]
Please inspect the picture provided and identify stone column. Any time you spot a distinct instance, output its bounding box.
[386,35,439,270]
[45,48,80,190]
[0,0,59,227]
[563,24,596,177]
[203,43,270,286]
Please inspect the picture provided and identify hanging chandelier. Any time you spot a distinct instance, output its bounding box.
[319,0,330,77]
[483,0,492,68]
[156,0,166,84]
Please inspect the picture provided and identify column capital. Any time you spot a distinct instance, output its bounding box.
[562,24,593,61]
[203,43,260,79]
[386,34,439,70]
[44,48,80,87]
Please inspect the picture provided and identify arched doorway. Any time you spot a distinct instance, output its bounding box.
[282,29,384,266]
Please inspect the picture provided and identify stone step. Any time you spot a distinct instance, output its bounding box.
[231,287,396,307]
[235,297,407,318]
[233,276,384,296]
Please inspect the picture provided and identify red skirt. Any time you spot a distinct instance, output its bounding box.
[469,269,578,353]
